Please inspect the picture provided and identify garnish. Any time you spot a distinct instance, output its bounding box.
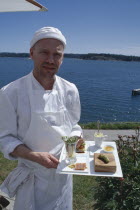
[98,154,109,164]
[68,164,75,169]
[62,136,79,143]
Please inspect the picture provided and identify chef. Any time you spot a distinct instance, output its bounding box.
[0,27,83,210]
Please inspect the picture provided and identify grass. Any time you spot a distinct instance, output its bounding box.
[0,152,17,184]
[80,122,140,130]
[73,175,96,210]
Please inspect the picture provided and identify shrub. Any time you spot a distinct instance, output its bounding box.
[92,128,140,210]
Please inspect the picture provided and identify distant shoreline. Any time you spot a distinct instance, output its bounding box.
[0,52,140,62]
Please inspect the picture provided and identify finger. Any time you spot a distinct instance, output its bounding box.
[51,162,58,168]
[47,159,58,168]
[49,155,59,164]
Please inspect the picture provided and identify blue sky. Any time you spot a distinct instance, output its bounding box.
[0,0,140,56]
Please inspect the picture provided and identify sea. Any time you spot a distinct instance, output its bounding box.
[0,57,140,124]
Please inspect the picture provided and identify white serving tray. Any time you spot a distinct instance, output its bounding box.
[56,141,123,177]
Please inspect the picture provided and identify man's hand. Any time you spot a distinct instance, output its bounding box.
[35,152,59,169]
[10,144,59,169]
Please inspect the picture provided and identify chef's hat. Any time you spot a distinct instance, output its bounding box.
[30,26,66,48]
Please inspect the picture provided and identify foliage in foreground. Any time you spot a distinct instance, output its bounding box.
[92,128,140,210]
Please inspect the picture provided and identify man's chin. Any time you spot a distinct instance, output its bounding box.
[42,70,57,78]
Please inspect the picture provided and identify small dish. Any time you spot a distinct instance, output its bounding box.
[103,145,114,153]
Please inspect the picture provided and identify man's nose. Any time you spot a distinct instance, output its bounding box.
[46,55,54,64]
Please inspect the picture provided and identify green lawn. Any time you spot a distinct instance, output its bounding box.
[0,152,17,184]
[73,175,96,210]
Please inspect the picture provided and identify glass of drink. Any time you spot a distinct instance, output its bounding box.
[62,136,78,164]
[94,132,108,148]
[65,142,77,164]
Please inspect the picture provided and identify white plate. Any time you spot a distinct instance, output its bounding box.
[57,145,89,174]
[89,142,102,156]
[61,156,89,173]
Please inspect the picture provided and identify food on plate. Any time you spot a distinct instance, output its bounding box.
[98,154,109,164]
[94,153,116,172]
[94,132,104,138]
[68,164,75,169]
[75,163,87,170]
[103,145,114,152]
[76,139,85,153]
[68,163,87,170]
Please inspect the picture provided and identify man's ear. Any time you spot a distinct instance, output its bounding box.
[60,54,64,65]
[60,60,63,65]
[30,48,33,59]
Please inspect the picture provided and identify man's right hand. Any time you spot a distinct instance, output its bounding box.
[10,144,59,169]
[35,152,59,168]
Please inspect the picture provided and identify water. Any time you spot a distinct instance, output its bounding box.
[0,57,140,123]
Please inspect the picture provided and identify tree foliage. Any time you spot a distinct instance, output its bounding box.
[1,52,140,62]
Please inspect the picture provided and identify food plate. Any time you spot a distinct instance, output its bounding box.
[57,144,89,174]
[59,156,89,173]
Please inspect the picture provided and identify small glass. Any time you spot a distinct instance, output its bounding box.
[62,136,78,164]
[94,132,108,148]
[65,142,77,164]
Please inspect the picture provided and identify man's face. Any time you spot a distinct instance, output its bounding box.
[30,38,64,79]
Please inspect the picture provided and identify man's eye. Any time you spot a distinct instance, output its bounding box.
[55,54,61,58]
[40,51,47,54]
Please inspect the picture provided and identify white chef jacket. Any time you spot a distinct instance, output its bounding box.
[0,72,82,210]
[0,72,82,160]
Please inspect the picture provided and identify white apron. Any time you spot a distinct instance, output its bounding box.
[0,73,73,210]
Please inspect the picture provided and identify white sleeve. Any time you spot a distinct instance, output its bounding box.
[70,124,83,138]
[0,90,23,160]
[68,85,83,137]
